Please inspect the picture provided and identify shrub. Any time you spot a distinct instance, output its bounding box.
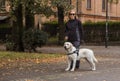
[23,28,48,52]
[5,35,15,51]
[42,21,58,37]
[0,23,11,42]
[83,21,120,44]
[5,42,15,51]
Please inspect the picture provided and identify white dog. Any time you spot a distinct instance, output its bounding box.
[64,42,98,71]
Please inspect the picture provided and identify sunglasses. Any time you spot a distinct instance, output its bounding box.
[69,13,75,15]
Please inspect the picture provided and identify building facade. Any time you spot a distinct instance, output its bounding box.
[0,0,10,21]
[71,0,120,22]
[0,0,120,23]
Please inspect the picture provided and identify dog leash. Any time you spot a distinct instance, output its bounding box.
[67,50,79,56]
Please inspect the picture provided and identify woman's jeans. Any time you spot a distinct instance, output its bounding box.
[71,41,80,69]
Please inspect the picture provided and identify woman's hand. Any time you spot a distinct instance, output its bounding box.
[65,36,68,41]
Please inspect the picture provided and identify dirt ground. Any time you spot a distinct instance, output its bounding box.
[0,45,120,81]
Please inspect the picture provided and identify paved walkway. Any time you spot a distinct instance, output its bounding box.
[18,46,120,81]
[37,45,120,56]
[0,45,120,81]
[33,46,120,81]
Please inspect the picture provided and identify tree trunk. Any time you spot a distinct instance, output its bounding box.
[12,3,24,51]
[25,0,34,30]
[25,9,34,29]
[57,6,65,45]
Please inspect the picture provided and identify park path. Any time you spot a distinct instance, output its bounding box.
[0,45,120,81]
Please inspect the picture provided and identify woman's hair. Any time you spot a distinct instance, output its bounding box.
[75,16,77,19]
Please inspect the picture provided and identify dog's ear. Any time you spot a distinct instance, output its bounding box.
[64,42,66,46]
[69,42,73,48]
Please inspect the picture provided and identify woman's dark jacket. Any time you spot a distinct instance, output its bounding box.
[65,19,84,42]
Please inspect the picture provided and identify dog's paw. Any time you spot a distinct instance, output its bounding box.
[65,68,69,71]
[70,69,75,71]
[92,68,96,71]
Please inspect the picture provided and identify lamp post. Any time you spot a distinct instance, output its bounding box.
[105,0,109,48]
[76,0,78,14]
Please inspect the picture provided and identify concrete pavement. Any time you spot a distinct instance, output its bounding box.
[0,45,120,81]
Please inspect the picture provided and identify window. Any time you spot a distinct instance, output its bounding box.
[69,0,72,4]
[86,0,91,9]
[102,0,106,11]
[0,0,5,8]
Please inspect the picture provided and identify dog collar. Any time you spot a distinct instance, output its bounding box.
[67,50,79,56]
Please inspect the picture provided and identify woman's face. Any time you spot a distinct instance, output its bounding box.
[69,12,76,20]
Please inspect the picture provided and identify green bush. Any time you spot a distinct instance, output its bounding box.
[23,28,48,52]
[0,23,11,41]
[0,23,10,28]
[47,36,58,45]
[5,35,15,51]
[5,42,15,51]
[83,21,120,44]
[41,21,120,45]
[42,21,58,37]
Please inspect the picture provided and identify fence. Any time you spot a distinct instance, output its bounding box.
[83,22,120,45]
[0,22,120,45]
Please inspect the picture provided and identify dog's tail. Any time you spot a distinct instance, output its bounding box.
[94,57,98,63]
[93,54,98,63]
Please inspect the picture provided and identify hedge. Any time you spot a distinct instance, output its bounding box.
[1,21,120,45]
[42,21,58,37]
[0,23,11,41]
[42,21,120,45]
[83,22,120,44]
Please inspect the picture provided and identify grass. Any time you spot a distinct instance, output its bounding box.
[0,23,10,28]
[0,51,66,68]
[47,37,58,45]
[0,51,63,59]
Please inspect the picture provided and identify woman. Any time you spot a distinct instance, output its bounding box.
[65,10,84,69]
